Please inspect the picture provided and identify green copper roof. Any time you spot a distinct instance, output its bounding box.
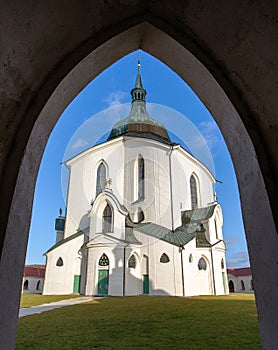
[108,61,170,142]
[126,204,217,247]
[137,222,195,246]
[44,230,86,254]
[181,204,217,225]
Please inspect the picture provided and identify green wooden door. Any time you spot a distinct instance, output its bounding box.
[73,275,81,293]
[222,272,227,294]
[98,270,109,295]
[143,274,149,294]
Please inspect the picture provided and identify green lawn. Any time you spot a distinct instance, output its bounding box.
[20,294,81,308]
[16,294,260,350]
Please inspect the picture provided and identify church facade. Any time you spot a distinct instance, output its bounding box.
[43,63,228,297]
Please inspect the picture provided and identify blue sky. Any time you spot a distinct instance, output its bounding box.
[26,50,250,268]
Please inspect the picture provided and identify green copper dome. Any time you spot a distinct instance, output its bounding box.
[107,61,170,142]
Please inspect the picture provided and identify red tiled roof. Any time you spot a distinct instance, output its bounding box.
[24,266,45,278]
[227,267,251,277]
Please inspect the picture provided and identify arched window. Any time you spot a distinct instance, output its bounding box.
[36,280,41,290]
[189,254,193,263]
[138,155,145,200]
[160,253,170,263]
[102,203,113,232]
[96,162,106,196]
[214,220,219,239]
[190,175,198,209]
[198,257,207,270]
[98,253,109,267]
[241,280,245,290]
[128,254,136,268]
[23,280,28,290]
[229,280,235,293]
[251,279,254,290]
[221,258,225,269]
[56,257,63,267]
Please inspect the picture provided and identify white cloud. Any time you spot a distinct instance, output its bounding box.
[70,138,89,150]
[225,236,240,245]
[226,250,250,268]
[103,90,128,108]
[198,120,222,150]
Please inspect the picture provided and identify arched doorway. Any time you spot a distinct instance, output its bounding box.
[97,253,109,295]
[142,255,149,294]
[229,281,235,293]
[0,12,277,349]
[23,280,28,291]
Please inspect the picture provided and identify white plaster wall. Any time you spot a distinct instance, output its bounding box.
[228,274,254,293]
[22,277,44,294]
[172,148,215,227]
[125,248,142,295]
[64,139,125,238]
[182,240,199,296]
[228,275,238,292]
[204,205,224,244]
[43,235,84,294]
[86,245,125,296]
[89,193,126,241]
[212,248,228,295]
[123,137,172,229]
[134,231,182,296]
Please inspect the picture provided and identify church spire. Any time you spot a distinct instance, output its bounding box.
[131,56,146,102]
[107,57,170,142]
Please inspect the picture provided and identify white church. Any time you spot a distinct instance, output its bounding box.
[43,62,228,297]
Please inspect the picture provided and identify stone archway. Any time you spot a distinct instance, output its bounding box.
[229,280,235,293]
[0,6,277,349]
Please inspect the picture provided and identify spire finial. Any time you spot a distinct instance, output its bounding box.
[137,55,141,69]
[130,55,146,102]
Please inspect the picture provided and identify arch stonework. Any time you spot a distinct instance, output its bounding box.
[0,3,277,349]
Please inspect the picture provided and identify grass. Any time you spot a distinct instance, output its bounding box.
[16,294,260,349]
[20,294,81,308]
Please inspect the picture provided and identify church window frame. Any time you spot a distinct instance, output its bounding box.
[98,253,109,267]
[134,155,145,202]
[160,253,170,263]
[96,161,107,197]
[190,174,199,209]
[56,257,64,267]
[214,219,219,239]
[102,202,113,233]
[138,155,145,200]
[221,258,225,269]
[198,257,207,270]
[128,254,137,269]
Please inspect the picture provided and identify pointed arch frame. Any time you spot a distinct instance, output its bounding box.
[190,173,200,209]
[0,19,276,348]
[95,160,108,198]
